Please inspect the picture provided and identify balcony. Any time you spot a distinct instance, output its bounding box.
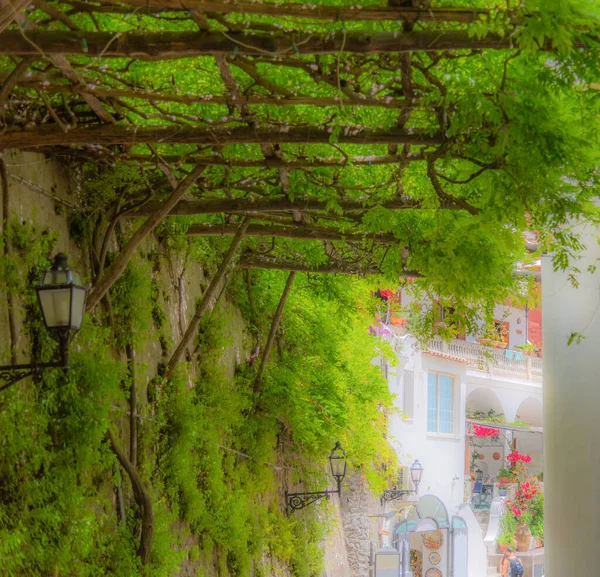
[428,338,543,383]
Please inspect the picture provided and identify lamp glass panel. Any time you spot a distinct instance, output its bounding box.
[329,451,346,477]
[375,552,400,577]
[410,462,423,484]
[42,269,69,286]
[69,271,82,285]
[69,286,87,330]
[38,288,72,327]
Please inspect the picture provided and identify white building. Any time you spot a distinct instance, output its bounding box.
[377,292,544,577]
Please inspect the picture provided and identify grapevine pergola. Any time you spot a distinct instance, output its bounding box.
[0,0,598,312]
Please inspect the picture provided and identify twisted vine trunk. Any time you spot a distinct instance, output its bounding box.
[0,156,17,363]
[255,271,295,389]
[164,219,249,379]
[106,429,153,564]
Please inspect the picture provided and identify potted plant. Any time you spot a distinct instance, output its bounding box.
[513,510,535,552]
[477,327,496,346]
[497,533,515,553]
[537,348,543,358]
[515,343,538,356]
[496,465,513,484]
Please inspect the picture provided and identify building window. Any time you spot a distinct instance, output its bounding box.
[380,357,389,379]
[403,369,414,420]
[427,372,454,434]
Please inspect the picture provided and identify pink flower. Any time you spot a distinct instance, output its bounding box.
[473,424,500,437]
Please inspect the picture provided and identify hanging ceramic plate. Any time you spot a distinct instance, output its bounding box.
[422,530,444,551]
[410,549,423,577]
[429,552,441,566]
[425,568,442,577]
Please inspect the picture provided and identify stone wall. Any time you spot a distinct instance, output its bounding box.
[338,472,385,577]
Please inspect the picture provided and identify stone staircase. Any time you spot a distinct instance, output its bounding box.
[473,509,502,577]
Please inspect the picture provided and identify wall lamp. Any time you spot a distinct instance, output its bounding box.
[380,460,423,504]
[286,442,347,513]
[0,253,87,391]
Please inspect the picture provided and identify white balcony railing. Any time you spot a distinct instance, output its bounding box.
[428,338,543,382]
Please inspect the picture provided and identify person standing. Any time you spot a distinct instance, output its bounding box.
[505,547,524,577]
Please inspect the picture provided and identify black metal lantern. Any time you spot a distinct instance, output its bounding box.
[410,459,423,492]
[0,253,87,391]
[329,441,347,493]
[37,253,87,351]
[286,441,347,513]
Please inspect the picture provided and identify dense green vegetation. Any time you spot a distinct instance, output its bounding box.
[0,0,598,574]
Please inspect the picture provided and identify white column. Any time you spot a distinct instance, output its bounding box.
[542,222,600,577]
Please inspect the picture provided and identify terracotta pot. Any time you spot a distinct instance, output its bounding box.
[515,523,532,552]
[498,342,508,349]
[493,452,501,461]
[390,316,406,326]
[498,477,510,483]
[498,542,510,554]
[537,350,543,358]
[478,338,491,345]
[535,538,543,548]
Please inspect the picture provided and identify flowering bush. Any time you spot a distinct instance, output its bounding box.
[378,288,395,300]
[506,451,532,464]
[472,424,500,437]
[500,451,532,482]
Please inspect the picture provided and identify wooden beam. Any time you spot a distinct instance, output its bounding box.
[186,223,397,244]
[127,196,428,217]
[82,1,485,24]
[0,124,442,149]
[8,80,414,109]
[238,256,423,277]
[0,30,529,59]
[120,152,423,168]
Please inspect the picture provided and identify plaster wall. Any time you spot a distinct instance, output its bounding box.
[542,222,600,577]
[466,375,542,424]
[387,338,467,513]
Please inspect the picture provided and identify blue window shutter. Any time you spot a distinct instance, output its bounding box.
[427,372,438,432]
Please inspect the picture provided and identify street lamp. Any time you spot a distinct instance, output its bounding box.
[0,253,87,391]
[381,459,424,504]
[286,442,347,513]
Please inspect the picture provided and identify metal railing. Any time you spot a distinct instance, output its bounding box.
[428,338,543,383]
